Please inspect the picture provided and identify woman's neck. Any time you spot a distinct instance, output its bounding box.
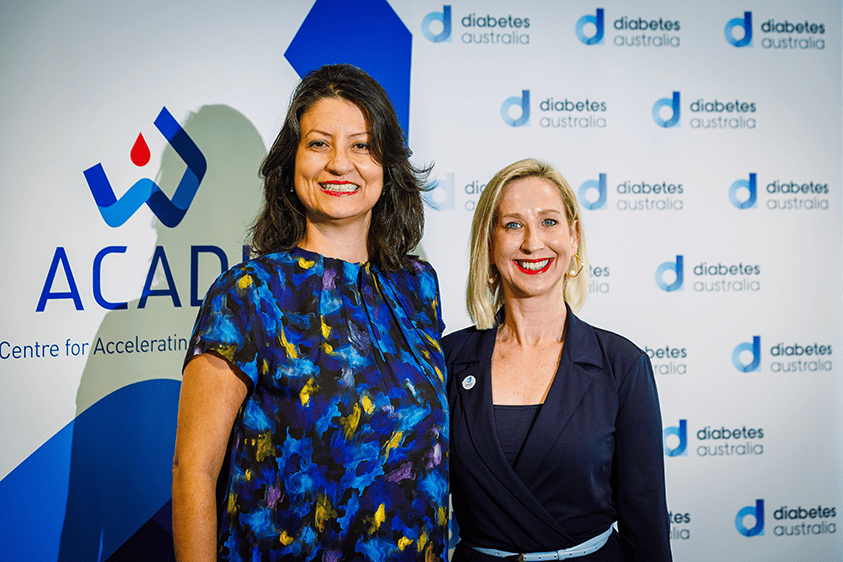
[299,218,370,263]
[498,292,568,347]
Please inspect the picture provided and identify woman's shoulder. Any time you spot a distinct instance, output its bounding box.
[568,312,647,367]
[204,251,299,297]
[591,325,646,360]
[442,324,487,364]
[382,257,440,296]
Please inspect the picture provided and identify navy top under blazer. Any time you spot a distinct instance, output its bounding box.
[444,306,672,562]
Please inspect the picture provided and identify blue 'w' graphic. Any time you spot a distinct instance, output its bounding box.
[83,107,206,228]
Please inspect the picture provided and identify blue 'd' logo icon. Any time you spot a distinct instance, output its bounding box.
[578,174,607,210]
[501,90,530,127]
[729,173,757,209]
[424,173,455,210]
[422,5,452,42]
[576,9,604,45]
[736,500,765,536]
[725,12,753,47]
[83,107,207,228]
[653,92,680,128]
[663,420,688,457]
[655,255,684,292]
[733,336,761,372]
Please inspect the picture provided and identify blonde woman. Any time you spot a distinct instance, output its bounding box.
[444,159,671,562]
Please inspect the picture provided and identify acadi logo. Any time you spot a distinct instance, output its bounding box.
[736,500,765,537]
[424,173,455,210]
[501,90,530,126]
[578,173,607,210]
[733,336,761,372]
[725,12,753,47]
[729,173,758,209]
[655,255,683,292]
[663,419,687,457]
[576,9,604,45]
[83,107,207,228]
[652,92,680,127]
[422,5,452,42]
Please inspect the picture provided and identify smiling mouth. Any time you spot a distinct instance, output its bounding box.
[515,258,553,274]
[320,181,360,196]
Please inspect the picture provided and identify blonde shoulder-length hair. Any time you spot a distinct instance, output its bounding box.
[466,158,589,329]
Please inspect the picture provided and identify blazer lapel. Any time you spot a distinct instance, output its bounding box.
[513,308,604,486]
[450,326,574,543]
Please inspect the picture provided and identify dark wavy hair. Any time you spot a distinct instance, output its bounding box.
[250,64,430,271]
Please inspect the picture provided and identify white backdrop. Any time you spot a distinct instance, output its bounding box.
[1,1,840,560]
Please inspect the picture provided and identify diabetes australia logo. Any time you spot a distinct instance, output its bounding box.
[579,173,684,211]
[655,255,683,291]
[576,9,604,44]
[653,92,680,127]
[736,500,764,536]
[725,12,753,47]
[501,90,530,126]
[422,6,530,45]
[733,336,833,373]
[730,173,830,211]
[83,107,207,228]
[501,90,608,129]
[664,419,764,458]
[576,9,681,47]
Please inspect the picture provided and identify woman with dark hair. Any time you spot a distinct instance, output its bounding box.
[172,65,448,562]
[445,158,671,561]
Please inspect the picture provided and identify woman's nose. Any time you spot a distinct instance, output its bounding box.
[327,147,353,175]
[520,225,543,253]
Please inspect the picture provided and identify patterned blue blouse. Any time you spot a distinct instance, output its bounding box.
[185,247,448,562]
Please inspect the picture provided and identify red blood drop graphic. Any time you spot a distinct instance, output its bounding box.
[130,133,151,167]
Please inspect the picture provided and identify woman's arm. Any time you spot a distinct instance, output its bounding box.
[172,353,249,562]
[614,352,673,562]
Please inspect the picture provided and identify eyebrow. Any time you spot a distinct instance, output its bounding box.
[499,209,564,220]
[304,129,370,138]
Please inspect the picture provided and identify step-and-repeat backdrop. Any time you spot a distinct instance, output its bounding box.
[1,1,840,560]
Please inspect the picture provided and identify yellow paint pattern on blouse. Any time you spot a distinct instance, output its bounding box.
[279,531,294,546]
[398,537,413,551]
[279,326,297,360]
[315,494,338,532]
[361,394,374,414]
[216,344,236,363]
[299,377,318,406]
[237,274,253,290]
[339,402,361,439]
[368,503,386,534]
[298,257,315,269]
[384,431,403,460]
[255,431,274,462]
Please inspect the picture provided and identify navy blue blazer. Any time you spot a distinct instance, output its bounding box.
[444,307,672,562]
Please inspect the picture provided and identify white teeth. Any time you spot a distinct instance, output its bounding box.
[517,259,550,271]
[321,183,359,193]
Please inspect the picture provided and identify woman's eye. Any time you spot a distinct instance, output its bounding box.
[308,140,327,148]
[503,221,521,230]
[542,218,558,227]
[353,142,371,151]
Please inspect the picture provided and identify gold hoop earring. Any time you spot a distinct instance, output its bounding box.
[566,254,583,278]
[487,267,497,286]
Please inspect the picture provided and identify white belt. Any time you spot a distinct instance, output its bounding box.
[471,526,613,561]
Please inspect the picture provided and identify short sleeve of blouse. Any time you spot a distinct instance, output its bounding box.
[183,264,263,387]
